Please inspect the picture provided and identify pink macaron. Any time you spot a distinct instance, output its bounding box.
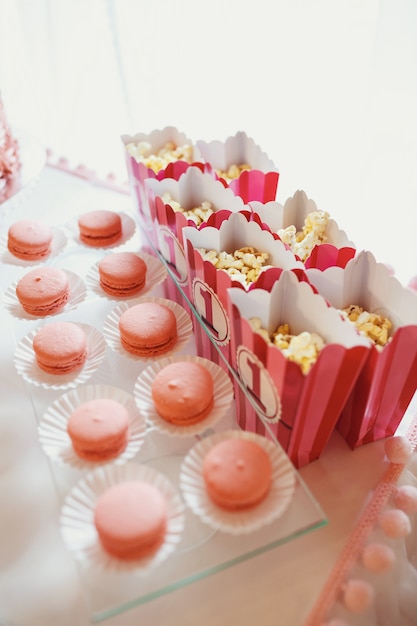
[7,219,53,261]
[98,252,147,297]
[118,302,177,357]
[16,266,70,316]
[202,437,273,511]
[78,210,122,247]
[33,321,88,375]
[94,481,168,560]
[67,398,130,461]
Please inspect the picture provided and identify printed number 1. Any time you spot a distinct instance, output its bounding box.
[162,232,176,267]
[246,358,267,415]
[199,287,219,339]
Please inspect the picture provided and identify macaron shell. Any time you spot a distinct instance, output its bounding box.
[7,219,53,260]
[98,252,147,297]
[119,302,177,356]
[16,267,70,315]
[67,398,130,462]
[180,430,297,535]
[78,210,122,247]
[202,438,273,510]
[94,481,168,560]
[33,321,88,375]
[151,361,214,425]
[121,335,176,357]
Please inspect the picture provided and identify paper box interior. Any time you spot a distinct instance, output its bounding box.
[250,189,355,269]
[122,126,204,232]
[196,131,279,203]
[182,212,305,366]
[227,270,370,468]
[143,167,249,308]
[307,250,417,448]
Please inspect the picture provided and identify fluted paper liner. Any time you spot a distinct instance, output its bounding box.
[180,430,296,535]
[60,462,185,572]
[14,322,107,391]
[66,212,136,249]
[307,250,417,448]
[227,271,370,467]
[133,355,234,437]
[4,269,87,320]
[85,251,167,300]
[38,384,147,469]
[0,226,67,267]
[103,295,193,361]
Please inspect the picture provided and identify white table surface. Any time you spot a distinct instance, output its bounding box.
[0,166,414,626]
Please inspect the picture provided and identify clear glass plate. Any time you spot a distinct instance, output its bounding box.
[2,166,327,622]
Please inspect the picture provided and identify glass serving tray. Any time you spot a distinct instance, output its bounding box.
[1,165,326,622]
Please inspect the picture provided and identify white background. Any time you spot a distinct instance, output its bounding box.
[1,0,416,283]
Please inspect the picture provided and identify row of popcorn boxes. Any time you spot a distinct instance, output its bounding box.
[122,131,417,468]
[183,211,416,466]
[122,126,280,219]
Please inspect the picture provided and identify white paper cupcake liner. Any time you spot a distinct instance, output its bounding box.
[3,269,87,320]
[0,227,67,266]
[103,296,193,361]
[13,322,107,390]
[180,430,296,535]
[85,251,167,300]
[134,355,234,437]
[66,212,136,249]
[60,461,185,572]
[38,384,147,469]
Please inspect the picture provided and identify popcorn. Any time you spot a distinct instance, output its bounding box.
[125,140,193,173]
[277,209,330,261]
[249,319,325,374]
[340,305,393,349]
[246,316,271,343]
[216,163,251,181]
[161,192,214,226]
[199,246,271,286]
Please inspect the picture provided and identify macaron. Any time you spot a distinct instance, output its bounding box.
[78,210,122,247]
[7,219,53,261]
[151,361,214,426]
[94,481,168,560]
[202,437,272,511]
[98,252,147,297]
[67,398,130,461]
[118,302,177,357]
[16,266,70,316]
[33,321,88,375]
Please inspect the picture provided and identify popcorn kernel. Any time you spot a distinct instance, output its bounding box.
[216,163,251,181]
[161,192,214,226]
[249,319,325,374]
[126,141,193,173]
[277,209,330,261]
[340,304,393,348]
[198,246,271,286]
